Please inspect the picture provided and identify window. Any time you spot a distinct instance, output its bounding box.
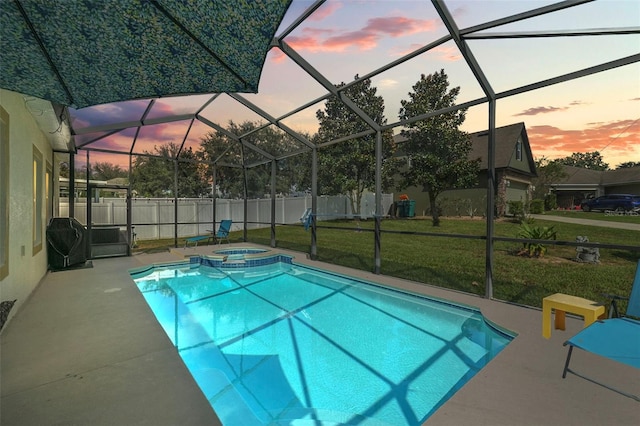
[33,146,43,255]
[0,106,8,280]
[515,139,523,161]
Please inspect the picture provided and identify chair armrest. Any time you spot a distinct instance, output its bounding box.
[601,293,629,301]
[601,293,629,318]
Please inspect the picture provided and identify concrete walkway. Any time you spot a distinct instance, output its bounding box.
[530,213,640,231]
[2,246,639,425]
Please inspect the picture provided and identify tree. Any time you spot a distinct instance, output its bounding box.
[531,156,568,201]
[131,143,208,198]
[241,123,310,197]
[554,151,609,170]
[616,161,640,169]
[90,162,126,181]
[58,161,87,179]
[200,120,308,199]
[199,123,245,198]
[314,75,397,216]
[398,69,479,226]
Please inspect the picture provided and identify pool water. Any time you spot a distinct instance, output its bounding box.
[132,260,513,425]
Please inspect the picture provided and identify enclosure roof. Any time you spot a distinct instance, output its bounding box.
[2,0,639,167]
[0,0,291,109]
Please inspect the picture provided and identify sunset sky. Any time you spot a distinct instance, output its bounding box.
[71,0,640,170]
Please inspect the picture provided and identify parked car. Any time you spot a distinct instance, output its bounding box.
[580,194,640,212]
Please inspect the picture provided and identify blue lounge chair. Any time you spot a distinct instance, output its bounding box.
[213,220,232,244]
[562,317,640,401]
[185,234,211,248]
[603,259,640,318]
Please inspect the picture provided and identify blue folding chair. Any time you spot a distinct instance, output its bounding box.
[562,317,640,401]
[300,208,312,231]
[214,220,232,244]
[562,259,640,401]
[604,259,640,318]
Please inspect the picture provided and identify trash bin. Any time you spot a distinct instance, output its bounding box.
[396,200,415,218]
[397,200,408,217]
[407,200,416,217]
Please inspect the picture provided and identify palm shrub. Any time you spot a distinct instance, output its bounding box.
[517,223,557,257]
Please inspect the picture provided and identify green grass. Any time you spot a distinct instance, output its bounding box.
[135,217,640,310]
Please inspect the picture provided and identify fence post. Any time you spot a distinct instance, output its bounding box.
[156,201,161,240]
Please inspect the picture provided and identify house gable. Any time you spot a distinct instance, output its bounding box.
[468,122,537,177]
[393,122,538,177]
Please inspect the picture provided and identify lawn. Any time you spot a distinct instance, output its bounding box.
[135,216,640,310]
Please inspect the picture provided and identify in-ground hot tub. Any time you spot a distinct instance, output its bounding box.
[214,247,272,262]
[214,247,269,256]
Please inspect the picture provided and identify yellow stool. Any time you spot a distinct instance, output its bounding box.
[542,293,606,339]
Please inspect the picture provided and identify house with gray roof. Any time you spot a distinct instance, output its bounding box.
[551,165,640,209]
[393,122,537,217]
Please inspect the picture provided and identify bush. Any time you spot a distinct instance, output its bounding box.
[544,193,557,211]
[530,199,544,214]
[507,200,525,223]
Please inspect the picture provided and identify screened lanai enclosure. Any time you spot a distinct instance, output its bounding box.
[3,0,639,304]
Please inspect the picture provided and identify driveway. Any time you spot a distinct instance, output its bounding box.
[530,214,640,231]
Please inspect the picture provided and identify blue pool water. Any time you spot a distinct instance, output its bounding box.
[131,258,514,425]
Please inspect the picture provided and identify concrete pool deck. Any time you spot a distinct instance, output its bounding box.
[1,244,638,425]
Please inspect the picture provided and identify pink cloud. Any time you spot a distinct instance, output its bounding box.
[389,44,461,62]
[286,16,438,54]
[430,46,462,62]
[308,2,343,22]
[268,48,287,63]
[324,30,380,51]
[363,16,438,37]
[514,106,569,116]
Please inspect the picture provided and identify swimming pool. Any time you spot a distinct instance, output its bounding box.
[131,257,514,425]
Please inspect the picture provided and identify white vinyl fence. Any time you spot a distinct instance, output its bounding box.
[59,194,394,241]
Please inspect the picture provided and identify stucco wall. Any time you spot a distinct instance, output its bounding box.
[0,90,53,328]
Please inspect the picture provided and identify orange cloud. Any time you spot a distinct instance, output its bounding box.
[527,120,640,163]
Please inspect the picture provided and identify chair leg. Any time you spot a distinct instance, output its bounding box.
[609,300,619,318]
[562,345,574,379]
